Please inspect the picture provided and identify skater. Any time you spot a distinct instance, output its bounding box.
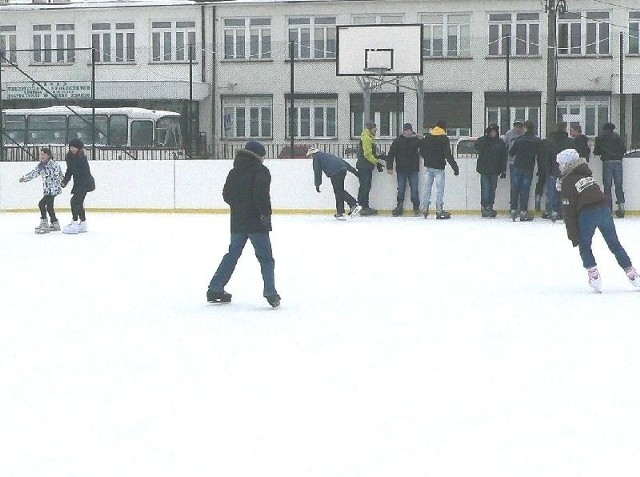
[60,139,95,234]
[508,120,542,221]
[356,121,385,216]
[556,148,639,292]
[307,146,362,220]
[593,122,627,218]
[207,141,281,308]
[419,120,459,219]
[386,122,422,217]
[19,147,63,234]
[474,123,507,218]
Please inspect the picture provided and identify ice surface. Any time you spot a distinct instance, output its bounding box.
[2,212,640,477]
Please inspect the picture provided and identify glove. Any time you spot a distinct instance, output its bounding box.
[454,169,460,176]
[316,185,321,193]
[572,240,580,248]
[499,172,506,179]
[452,161,460,176]
[19,177,25,183]
[376,162,384,172]
[259,215,271,228]
[61,181,67,188]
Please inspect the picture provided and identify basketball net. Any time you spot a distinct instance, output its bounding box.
[364,67,390,91]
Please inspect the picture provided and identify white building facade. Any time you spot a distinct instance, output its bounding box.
[1,0,639,157]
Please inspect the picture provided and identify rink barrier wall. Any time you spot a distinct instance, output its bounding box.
[1,158,638,214]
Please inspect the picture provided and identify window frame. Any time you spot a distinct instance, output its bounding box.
[0,25,17,64]
[628,11,640,55]
[419,13,471,58]
[287,16,336,59]
[487,12,540,57]
[221,96,273,139]
[151,20,197,63]
[557,11,610,57]
[556,95,610,136]
[285,97,338,139]
[91,22,136,63]
[32,23,76,64]
[223,17,271,60]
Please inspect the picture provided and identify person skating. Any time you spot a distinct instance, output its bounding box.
[207,141,281,308]
[556,148,639,293]
[61,139,96,234]
[386,123,422,216]
[356,121,385,216]
[474,123,507,218]
[307,146,362,220]
[18,147,63,234]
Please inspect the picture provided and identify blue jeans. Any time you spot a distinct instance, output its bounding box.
[357,168,373,208]
[509,166,533,212]
[423,167,445,208]
[480,174,498,208]
[396,170,420,208]
[602,160,624,210]
[545,175,561,214]
[578,206,631,270]
[209,232,277,297]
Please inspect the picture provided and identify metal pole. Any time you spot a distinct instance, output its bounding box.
[620,31,625,144]
[289,40,295,158]
[189,44,194,157]
[91,47,96,159]
[396,76,400,136]
[506,35,511,132]
[546,1,557,137]
[0,49,4,162]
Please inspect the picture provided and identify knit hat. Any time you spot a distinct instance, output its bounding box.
[603,122,615,131]
[244,140,266,158]
[68,138,84,149]
[402,123,413,131]
[487,123,500,133]
[365,121,377,130]
[306,146,320,156]
[556,148,580,167]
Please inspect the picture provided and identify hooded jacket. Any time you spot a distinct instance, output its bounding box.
[474,133,507,176]
[386,131,420,173]
[420,127,459,173]
[593,130,626,162]
[21,159,63,196]
[559,159,608,246]
[223,148,272,233]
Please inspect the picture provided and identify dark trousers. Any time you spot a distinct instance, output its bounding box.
[535,172,546,197]
[510,167,534,212]
[480,174,498,208]
[396,170,420,208]
[357,168,373,208]
[209,232,277,297]
[70,192,87,221]
[578,206,631,270]
[602,160,625,210]
[330,169,357,214]
[38,194,57,222]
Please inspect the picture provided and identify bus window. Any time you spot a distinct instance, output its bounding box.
[68,114,108,145]
[156,116,183,147]
[2,114,27,144]
[27,115,66,144]
[131,120,154,147]
[108,114,128,146]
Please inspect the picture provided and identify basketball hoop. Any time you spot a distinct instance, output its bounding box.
[364,67,390,91]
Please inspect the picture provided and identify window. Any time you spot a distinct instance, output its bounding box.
[353,15,404,24]
[423,92,472,138]
[92,22,135,63]
[351,93,404,138]
[485,92,541,134]
[557,95,609,136]
[224,18,271,60]
[288,17,336,59]
[419,13,470,57]
[488,13,539,56]
[68,114,108,144]
[222,96,272,139]
[151,21,196,62]
[285,97,337,139]
[131,120,154,147]
[558,11,610,56]
[629,11,640,54]
[32,23,75,63]
[26,115,66,144]
[0,25,17,64]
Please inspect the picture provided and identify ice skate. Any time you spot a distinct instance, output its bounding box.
[34,218,50,234]
[334,213,346,221]
[207,289,232,303]
[391,203,403,217]
[587,266,602,293]
[519,210,534,222]
[510,209,518,221]
[77,221,87,233]
[49,220,61,232]
[413,207,421,217]
[550,211,559,223]
[615,203,625,218]
[349,204,362,218]
[435,206,451,219]
[488,207,498,218]
[481,207,491,218]
[423,205,430,219]
[625,267,640,289]
[360,207,377,217]
[62,222,80,234]
[266,294,281,308]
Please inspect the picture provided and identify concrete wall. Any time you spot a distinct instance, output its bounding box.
[2,157,638,213]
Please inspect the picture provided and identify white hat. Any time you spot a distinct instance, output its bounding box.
[556,148,579,166]
[306,146,320,156]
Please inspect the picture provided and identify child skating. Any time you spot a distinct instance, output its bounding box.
[556,148,639,292]
[19,147,63,234]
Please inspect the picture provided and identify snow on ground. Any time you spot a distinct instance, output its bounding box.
[1,211,640,477]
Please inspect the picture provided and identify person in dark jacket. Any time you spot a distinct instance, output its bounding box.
[508,120,542,221]
[207,141,280,308]
[419,120,459,219]
[474,123,507,217]
[556,148,639,292]
[541,121,573,221]
[593,122,627,217]
[569,124,591,161]
[386,122,422,216]
[308,146,362,220]
[61,139,95,234]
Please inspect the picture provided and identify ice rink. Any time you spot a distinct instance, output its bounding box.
[2,211,640,477]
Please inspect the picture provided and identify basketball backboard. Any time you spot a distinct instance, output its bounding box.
[336,24,423,76]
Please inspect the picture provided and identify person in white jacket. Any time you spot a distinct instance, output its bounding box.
[19,148,63,234]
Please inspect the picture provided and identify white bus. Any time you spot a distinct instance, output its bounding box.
[1,106,184,160]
